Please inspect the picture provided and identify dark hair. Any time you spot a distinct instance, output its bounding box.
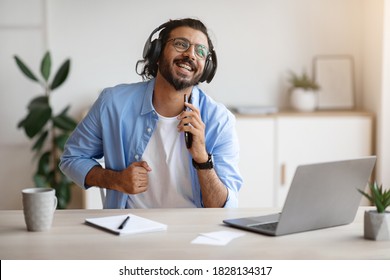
[136,18,215,80]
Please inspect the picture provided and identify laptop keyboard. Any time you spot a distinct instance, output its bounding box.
[250,222,278,231]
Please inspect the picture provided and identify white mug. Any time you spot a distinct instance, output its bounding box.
[22,188,57,232]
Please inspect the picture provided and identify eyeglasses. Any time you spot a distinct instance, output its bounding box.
[166,37,209,60]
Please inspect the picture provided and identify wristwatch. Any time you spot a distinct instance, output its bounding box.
[192,153,214,170]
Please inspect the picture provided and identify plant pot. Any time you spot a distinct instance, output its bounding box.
[364,210,390,241]
[290,88,318,112]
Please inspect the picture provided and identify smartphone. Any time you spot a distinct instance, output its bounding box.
[184,94,193,149]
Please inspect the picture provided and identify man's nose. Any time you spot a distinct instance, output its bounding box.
[182,45,196,60]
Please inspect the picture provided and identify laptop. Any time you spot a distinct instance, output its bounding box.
[223,156,376,236]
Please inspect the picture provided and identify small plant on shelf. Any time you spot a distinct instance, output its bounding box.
[287,70,320,112]
[288,71,320,91]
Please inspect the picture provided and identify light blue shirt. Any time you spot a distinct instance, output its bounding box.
[60,79,242,208]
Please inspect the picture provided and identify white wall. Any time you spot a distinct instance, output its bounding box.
[0,0,45,209]
[377,0,390,187]
[0,0,385,209]
[46,0,366,115]
[361,0,390,188]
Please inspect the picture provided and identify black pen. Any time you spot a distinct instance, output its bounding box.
[118,216,130,230]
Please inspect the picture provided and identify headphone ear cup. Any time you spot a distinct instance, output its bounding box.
[143,38,151,59]
[143,23,168,61]
[200,54,217,83]
[148,39,162,64]
[199,59,211,83]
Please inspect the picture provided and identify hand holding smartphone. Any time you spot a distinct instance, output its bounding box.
[184,94,193,149]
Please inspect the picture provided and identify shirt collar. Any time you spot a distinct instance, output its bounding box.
[140,79,156,115]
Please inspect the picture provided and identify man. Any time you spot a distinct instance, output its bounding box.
[60,18,242,208]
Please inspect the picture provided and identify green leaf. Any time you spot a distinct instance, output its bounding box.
[40,51,51,81]
[27,96,49,110]
[17,117,27,129]
[37,151,51,176]
[33,174,50,188]
[47,170,55,186]
[50,59,70,90]
[288,70,320,91]
[52,114,77,131]
[58,105,71,116]
[362,182,390,213]
[14,56,39,82]
[19,97,52,138]
[375,199,385,213]
[32,130,49,152]
[358,188,373,203]
[19,108,52,138]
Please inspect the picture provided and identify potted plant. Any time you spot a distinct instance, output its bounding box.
[14,51,77,209]
[358,182,390,240]
[288,70,320,112]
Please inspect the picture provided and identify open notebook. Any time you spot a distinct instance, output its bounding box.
[85,214,167,236]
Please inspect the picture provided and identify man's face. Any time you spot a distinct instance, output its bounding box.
[158,26,209,91]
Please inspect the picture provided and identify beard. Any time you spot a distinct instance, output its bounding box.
[158,56,203,91]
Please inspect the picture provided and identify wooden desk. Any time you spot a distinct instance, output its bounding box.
[1,207,389,260]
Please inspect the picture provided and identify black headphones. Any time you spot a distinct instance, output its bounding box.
[142,21,217,83]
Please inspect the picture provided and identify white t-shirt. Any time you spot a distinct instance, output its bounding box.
[127,113,195,208]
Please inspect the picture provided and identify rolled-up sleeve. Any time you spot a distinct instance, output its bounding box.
[59,92,106,188]
[194,92,243,208]
[213,114,242,208]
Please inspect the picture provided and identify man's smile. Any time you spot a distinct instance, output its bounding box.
[174,58,197,74]
[177,63,193,71]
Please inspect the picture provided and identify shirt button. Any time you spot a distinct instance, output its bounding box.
[147,127,152,133]
[135,154,139,160]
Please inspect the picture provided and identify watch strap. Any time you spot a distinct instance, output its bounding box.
[192,153,213,170]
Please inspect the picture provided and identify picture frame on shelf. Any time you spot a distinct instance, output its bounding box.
[314,55,355,110]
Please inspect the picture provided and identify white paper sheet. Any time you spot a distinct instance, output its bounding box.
[191,230,245,246]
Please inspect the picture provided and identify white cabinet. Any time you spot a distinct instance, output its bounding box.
[236,112,374,208]
[236,118,275,208]
[274,113,373,207]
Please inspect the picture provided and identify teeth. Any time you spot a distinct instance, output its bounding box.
[178,63,192,71]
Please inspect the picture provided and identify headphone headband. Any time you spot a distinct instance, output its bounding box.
[142,23,169,59]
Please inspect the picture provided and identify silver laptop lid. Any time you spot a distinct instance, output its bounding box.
[275,156,376,235]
